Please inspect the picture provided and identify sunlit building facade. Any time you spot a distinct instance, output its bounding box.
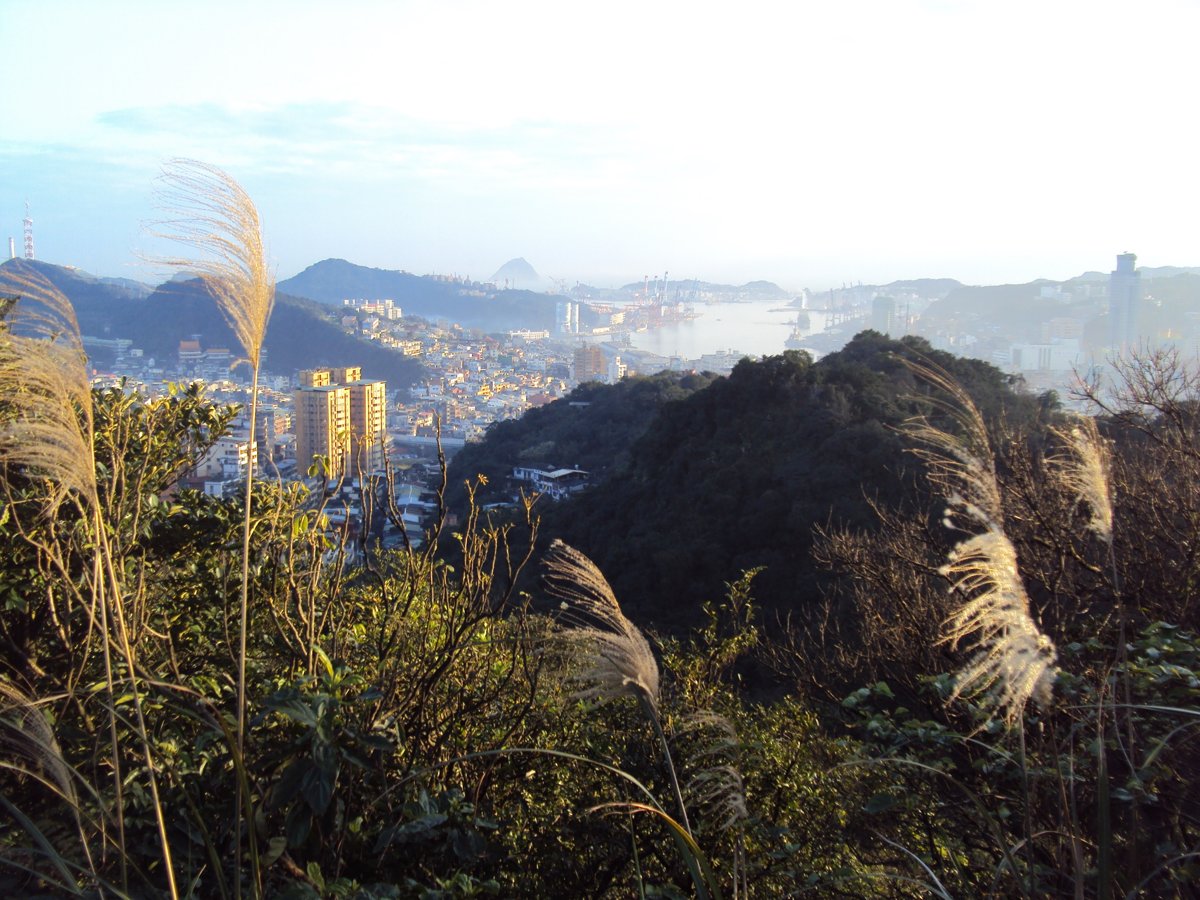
[294,366,389,479]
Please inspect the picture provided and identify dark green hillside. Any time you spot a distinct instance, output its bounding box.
[879,277,962,296]
[919,280,1063,341]
[141,279,424,387]
[279,258,562,332]
[460,332,1040,629]
[447,370,721,507]
[1,259,424,387]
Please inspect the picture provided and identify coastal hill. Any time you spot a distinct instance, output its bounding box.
[0,259,424,388]
[490,257,544,290]
[449,331,1042,629]
[918,270,1200,345]
[279,258,562,332]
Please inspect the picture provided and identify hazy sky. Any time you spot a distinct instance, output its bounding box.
[3,0,1197,290]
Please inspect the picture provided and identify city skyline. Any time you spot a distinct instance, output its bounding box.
[3,0,1198,290]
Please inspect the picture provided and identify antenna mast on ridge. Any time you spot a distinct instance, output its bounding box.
[23,201,35,260]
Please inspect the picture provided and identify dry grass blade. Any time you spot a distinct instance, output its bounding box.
[903,360,1057,724]
[1048,415,1114,545]
[0,267,97,511]
[153,158,275,367]
[543,540,660,710]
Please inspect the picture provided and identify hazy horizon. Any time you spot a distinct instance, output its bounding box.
[11,251,1195,299]
[4,1,1197,293]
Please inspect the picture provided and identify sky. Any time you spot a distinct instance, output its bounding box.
[2,0,1198,291]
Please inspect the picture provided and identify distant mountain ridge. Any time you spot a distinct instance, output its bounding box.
[1069,265,1200,283]
[0,259,424,388]
[876,278,963,296]
[617,278,791,298]
[279,259,563,332]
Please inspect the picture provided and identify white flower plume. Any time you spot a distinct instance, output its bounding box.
[1048,415,1114,545]
[543,540,660,710]
[904,360,1058,724]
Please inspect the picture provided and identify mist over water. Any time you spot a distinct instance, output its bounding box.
[626,299,831,360]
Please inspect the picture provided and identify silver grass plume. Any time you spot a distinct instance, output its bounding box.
[543,540,660,710]
[680,711,748,832]
[940,527,1058,717]
[0,680,78,812]
[1048,415,1114,545]
[0,268,98,512]
[903,363,1003,529]
[904,361,1057,724]
[153,158,275,367]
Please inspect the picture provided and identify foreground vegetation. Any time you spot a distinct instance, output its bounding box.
[1,165,1196,896]
[2,330,1197,896]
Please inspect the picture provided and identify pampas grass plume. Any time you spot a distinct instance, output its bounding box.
[940,527,1058,720]
[681,712,748,832]
[543,540,660,710]
[153,158,275,367]
[1048,416,1114,545]
[904,360,1058,723]
[0,267,98,512]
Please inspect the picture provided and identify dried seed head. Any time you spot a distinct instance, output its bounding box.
[680,712,748,832]
[543,540,660,710]
[940,527,1058,723]
[1048,416,1114,544]
[903,360,1058,724]
[0,266,98,512]
[152,159,275,368]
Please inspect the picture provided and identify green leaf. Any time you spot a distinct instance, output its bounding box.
[314,645,335,679]
[263,836,288,867]
[306,861,326,892]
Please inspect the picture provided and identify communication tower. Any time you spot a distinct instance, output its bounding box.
[23,202,35,260]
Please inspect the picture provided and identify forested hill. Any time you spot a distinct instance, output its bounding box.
[451,332,1045,629]
[447,370,722,507]
[279,258,563,332]
[1,259,424,388]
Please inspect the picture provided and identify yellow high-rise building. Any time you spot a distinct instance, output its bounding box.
[294,366,388,479]
[294,383,350,479]
[299,368,333,387]
[345,378,388,473]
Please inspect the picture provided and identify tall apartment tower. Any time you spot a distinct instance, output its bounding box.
[294,370,351,479]
[870,295,896,336]
[1108,252,1141,354]
[556,300,579,335]
[333,367,389,474]
[294,367,388,479]
[573,344,606,382]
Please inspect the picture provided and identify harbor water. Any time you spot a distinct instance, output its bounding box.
[625,299,830,361]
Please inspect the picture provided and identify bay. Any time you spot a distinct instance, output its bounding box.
[625,298,830,361]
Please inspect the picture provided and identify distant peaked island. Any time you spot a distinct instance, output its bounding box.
[491,257,543,290]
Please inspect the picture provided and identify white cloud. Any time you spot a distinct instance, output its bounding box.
[2,0,1198,285]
